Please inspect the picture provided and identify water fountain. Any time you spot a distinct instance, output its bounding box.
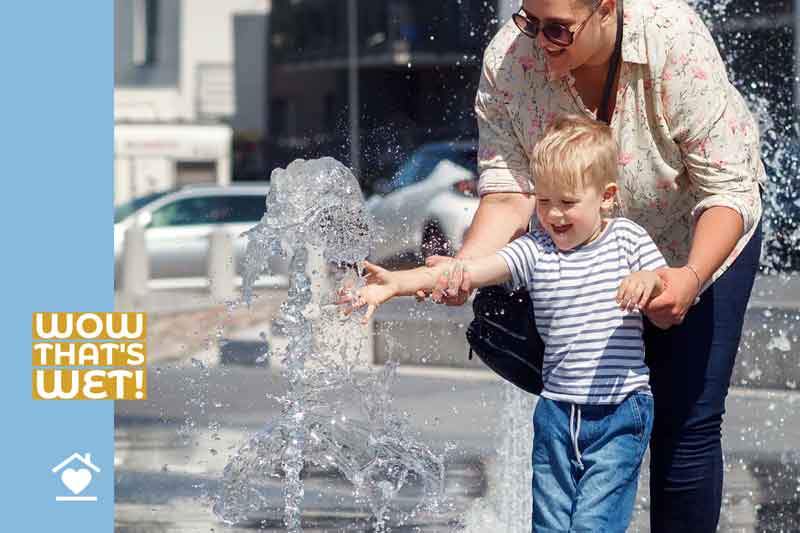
[212,157,445,532]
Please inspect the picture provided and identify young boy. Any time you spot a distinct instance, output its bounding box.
[341,114,666,531]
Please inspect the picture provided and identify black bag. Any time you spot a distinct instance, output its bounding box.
[466,285,544,395]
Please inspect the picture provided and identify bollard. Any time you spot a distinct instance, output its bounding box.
[121,224,149,307]
[306,244,334,316]
[208,228,236,302]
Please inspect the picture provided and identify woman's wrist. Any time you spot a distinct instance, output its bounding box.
[683,263,702,292]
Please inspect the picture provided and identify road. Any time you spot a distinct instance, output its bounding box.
[115,363,800,532]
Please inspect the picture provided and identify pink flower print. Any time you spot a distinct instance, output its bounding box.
[656,178,676,191]
[530,117,542,131]
[693,67,707,80]
[619,152,634,166]
[518,55,536,72]
[543,111,557,128]
[685,138,709,155]
[740,121,751,135]
[478,147,498,161]
[662,70,673,82]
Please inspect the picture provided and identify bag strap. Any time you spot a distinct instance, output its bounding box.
[597,0,624,125]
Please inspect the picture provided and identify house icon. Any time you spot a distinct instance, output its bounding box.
[51,452,101,502]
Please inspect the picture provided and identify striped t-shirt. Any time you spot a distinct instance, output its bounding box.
[496,218,667,404]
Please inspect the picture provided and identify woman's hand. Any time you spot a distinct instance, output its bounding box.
[616,271,664,312]
[642,266,700,329]
[337,261,398,323]
[416,255,473,305]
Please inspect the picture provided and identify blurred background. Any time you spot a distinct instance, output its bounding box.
[113,0,798,193]
[112,1,800,532]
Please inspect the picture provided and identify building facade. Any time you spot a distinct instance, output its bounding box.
[114,0,270,205]
[259,0,798,188]
[263,0,503,186]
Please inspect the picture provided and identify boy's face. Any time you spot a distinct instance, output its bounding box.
[535,176,616,251]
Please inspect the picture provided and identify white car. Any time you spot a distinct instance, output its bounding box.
[113,183,286,284]
[366,142,479,263]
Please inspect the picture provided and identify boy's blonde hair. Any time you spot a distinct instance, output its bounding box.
[531,114,619,191]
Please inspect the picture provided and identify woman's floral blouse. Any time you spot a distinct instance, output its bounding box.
[476,0,763,287]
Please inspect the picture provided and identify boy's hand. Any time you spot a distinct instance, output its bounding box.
[643,266,701,329]
[422,255,472,305]
[616,271,664,312]
[336,260,397,323]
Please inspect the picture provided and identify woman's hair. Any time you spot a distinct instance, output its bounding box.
[531,113,619,191]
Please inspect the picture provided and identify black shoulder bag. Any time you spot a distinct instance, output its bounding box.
[465,2,624,395]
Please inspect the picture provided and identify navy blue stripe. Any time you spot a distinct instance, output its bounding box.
[537,313,639,328]
[550,367,649,377]
[535,303,624,321]
[532,283,624,303]
[544,344,643,355]
[534,266,627,283]
[545,324,642,339]
[547,337,641,349]
[544,354,644,364]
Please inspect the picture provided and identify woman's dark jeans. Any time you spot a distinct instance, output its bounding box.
[644,221,762,532]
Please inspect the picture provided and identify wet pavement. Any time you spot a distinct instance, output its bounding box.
[116,364,800,532]
[115,276,800,531]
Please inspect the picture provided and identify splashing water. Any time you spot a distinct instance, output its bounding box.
[212,157,445,532]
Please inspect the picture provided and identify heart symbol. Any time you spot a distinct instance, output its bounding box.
[61,468,92,495]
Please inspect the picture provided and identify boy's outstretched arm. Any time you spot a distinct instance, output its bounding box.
[345,255,512,323]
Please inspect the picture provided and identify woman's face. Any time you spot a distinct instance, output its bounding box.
[520,0,606,78]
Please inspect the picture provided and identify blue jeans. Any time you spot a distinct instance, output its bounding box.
[645,221,762,532]
[532,393,654,532]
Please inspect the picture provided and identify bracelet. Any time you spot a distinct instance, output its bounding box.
[683,263,702,291]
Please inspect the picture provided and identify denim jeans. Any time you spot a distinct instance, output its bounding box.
[644,221,762,532]
[531,392,654,532]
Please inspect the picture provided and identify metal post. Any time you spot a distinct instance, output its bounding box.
[262,4,272,173]
[347,0,361,179]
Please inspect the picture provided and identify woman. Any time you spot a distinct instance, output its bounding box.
[431,0,764,530]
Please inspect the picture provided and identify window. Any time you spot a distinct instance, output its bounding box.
[149,197,216,227]
[217,195,267,223]
[270,99,288,136]
[114,190,170,223]
[132,0,158,66]
[148,195,266,227]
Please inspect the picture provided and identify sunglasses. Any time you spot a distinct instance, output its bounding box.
[512,2,601,47]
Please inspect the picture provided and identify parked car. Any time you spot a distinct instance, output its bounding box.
[113,183,284,284]
[366,141,479,264]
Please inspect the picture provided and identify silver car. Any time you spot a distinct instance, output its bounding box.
[114,183,285,284]
[367,141,479,263]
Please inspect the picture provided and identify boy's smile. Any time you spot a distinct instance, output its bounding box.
[535,176,617,251]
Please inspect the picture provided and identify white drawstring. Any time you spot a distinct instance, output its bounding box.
[569,404,584,470]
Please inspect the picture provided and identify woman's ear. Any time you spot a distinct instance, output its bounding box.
[600,0,617,20]
[601,182,618,210]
